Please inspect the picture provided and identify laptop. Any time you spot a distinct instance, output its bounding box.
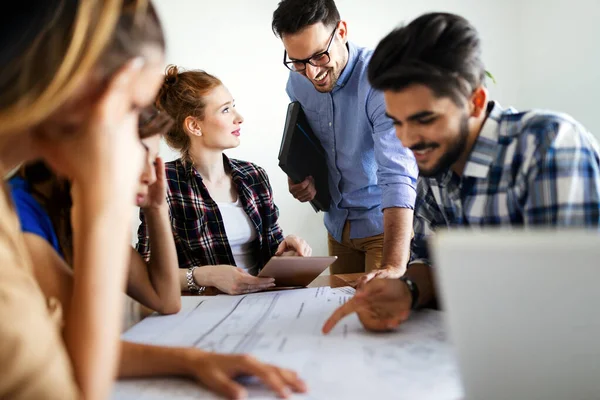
[431,229,600,400]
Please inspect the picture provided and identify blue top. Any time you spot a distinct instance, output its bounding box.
[286,41,418,242]
[8,176,63,257]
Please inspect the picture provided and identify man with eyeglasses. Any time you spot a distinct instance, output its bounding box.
[272,0,418,280]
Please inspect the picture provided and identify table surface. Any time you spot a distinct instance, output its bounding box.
[186,272,364,296]
[307,272,364,289]
[128,273,364,327]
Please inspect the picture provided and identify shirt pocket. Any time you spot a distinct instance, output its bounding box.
[170,211,206,252]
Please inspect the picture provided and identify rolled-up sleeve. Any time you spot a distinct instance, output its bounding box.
[367,89,418,210]
[256,166,285,257]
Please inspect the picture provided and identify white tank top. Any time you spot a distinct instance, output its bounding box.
[216,197,259,275]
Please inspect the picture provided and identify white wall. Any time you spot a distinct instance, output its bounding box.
[516,0,600,136]
[137,0,523,253]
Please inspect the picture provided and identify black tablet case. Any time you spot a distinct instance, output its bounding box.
[278,101,331,212]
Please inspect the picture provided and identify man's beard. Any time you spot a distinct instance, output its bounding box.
[417,115,470,178]
[311,67,339,93]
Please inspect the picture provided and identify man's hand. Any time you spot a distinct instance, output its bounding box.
[322,278,413,333]
[275,235,312,257]
[288,176,316,203]
[356,265,406,289]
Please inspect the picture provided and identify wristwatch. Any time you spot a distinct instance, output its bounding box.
[400,276,420,310]
[186,266,205,294]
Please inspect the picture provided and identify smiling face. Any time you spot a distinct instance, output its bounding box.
[384,84,478,177]
[282,21,349,93]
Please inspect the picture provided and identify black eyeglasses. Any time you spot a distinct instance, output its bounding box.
[283,23,339,72]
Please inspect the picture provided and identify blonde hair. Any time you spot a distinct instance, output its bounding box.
[0,0,163,135]
[155,65,222,161]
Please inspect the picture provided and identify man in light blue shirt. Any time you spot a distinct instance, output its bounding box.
[272,0,418,277]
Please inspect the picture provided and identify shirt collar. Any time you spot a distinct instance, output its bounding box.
[333,42,358,91]
[183,154,248,181]
[461,101,504,179]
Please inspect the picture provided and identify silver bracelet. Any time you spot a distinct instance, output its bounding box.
[186,266,205,294]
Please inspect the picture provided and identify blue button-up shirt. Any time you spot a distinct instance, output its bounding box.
[286,42,418,242]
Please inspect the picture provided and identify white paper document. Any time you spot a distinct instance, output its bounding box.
[113,286,462,399]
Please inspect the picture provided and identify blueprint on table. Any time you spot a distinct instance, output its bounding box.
[113,286,462,399]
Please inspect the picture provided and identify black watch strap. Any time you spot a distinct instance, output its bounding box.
[400,276,420,310]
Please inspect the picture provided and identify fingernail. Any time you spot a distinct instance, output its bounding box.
[300,380,308,391]
[294,380,307,392]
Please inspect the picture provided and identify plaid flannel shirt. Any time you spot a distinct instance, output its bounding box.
[411,101,600,266]
[136,156,284,272]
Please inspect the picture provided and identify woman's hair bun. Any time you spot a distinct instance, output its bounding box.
[164,64,179,85]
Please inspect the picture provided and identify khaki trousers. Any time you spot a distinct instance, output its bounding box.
[327,221,384,274]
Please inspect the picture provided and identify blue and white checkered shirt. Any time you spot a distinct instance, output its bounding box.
[411,101,600,266]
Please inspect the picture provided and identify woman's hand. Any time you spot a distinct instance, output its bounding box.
[142,156,167,210]
[119,343,308,400]
[275,235,312,257]
[196,266,276,295]
[184,350,307,399]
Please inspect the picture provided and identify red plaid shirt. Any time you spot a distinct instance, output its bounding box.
[136,156,284,272]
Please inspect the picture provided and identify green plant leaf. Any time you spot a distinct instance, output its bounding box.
[485,70,497,85]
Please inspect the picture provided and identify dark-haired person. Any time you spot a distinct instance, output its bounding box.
[323,12,600,334]
[138,66,312,296]
[271,0,418,280]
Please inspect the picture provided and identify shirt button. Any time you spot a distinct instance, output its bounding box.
[329,122,332,126]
